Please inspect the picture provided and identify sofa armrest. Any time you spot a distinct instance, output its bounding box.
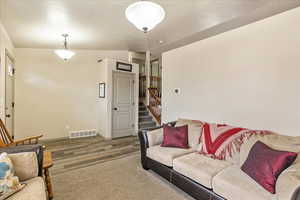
[138,121,176,170]
[138,127,161,170]
[276,163,300,200]
[0,144,44,177]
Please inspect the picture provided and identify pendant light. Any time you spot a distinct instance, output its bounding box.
[125,1,165,33]
[55,34,75,61]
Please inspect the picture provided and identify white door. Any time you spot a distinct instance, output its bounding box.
[112,72,135,138]
[5,52,15,137]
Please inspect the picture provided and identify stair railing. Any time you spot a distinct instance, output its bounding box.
[148,88,161,124]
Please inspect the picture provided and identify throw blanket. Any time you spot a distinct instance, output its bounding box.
[199,123,269,160]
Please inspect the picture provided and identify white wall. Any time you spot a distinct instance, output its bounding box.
[15,49,129,139]
[0,22,14,121]
[162,7,300,136]
[96,58,139,139]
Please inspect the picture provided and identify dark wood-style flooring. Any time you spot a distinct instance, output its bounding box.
[41,136,139,175]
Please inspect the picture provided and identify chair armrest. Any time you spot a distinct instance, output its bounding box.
[13,134,43,146]
[276,163,300,200]
[0,144,44,176]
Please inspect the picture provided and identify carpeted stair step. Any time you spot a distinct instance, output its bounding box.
[139,120,155,126]
[139,110,149,116]
[139,121,157,129]
[138,102,159,130]
[139,106,147,111]
[139,115,152,122]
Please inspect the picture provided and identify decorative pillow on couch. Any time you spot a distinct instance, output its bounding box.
[176,118,204,148]
[0,153,25,200]
[161,124,189,149]
[241,141,297,194]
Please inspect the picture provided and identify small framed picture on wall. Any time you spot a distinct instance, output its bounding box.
[116,62,132,72]
[99,83,105,98]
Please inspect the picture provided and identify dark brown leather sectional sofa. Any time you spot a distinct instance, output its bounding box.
[138,123,225,200]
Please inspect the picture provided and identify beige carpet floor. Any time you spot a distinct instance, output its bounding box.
[52,153,194,200]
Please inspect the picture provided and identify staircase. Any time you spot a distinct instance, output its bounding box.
[139,102,157,130]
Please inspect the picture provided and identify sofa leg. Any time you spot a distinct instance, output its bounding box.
[141,159,149,170]
[142,164,149,170]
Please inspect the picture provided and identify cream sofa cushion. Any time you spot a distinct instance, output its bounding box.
[147,128,163,147]
[276,163,300,200]
[8,177,47,200]
[173,153,231,189]
[9,152,39,182]
[240,134,300,167]
[212,165,275,200]
[176,118,203,148]
[146,145,196,167]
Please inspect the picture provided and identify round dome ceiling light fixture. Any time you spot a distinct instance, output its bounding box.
[125,1,165,33]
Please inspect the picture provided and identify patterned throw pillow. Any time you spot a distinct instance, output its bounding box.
[0,153,25,200]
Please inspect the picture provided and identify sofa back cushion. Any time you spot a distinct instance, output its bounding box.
[147,128,164,147]
[176,118,204,149]
[199,123,249,160]
[9,152,39,181]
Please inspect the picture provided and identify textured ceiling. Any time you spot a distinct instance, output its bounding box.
[0,0,299,53]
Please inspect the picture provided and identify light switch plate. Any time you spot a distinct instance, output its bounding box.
[174,88,181,94]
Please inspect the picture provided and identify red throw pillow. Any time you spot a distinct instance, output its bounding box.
[241,141,297,194]
[161,124,189,149]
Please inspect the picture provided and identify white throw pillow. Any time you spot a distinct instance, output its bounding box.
[0,152,25,200]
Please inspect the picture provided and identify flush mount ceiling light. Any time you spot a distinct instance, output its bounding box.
[55,34,75,61]
[125,1,165,33]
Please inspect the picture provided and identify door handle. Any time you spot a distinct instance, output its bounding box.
[113,108,118,111]
[6,114,11,118]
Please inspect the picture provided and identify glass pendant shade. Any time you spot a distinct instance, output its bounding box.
[55,49,75,61]
[55,34,75,61]
[125,1,165,32]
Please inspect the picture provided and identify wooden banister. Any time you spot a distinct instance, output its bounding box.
[148,88,161,105]
[148,88,161,124]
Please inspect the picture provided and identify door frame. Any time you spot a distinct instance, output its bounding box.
[4,49,15,137]
[111,71,135,138]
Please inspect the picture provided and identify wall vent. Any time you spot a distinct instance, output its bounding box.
[69,129,97,139]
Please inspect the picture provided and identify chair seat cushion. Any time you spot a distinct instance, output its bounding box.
[146,145,196,167]
[173,153,232,188]
[212,165,275,200]
[8,177,47,200]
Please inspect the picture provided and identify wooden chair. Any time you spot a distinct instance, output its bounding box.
[0,118,43,147]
